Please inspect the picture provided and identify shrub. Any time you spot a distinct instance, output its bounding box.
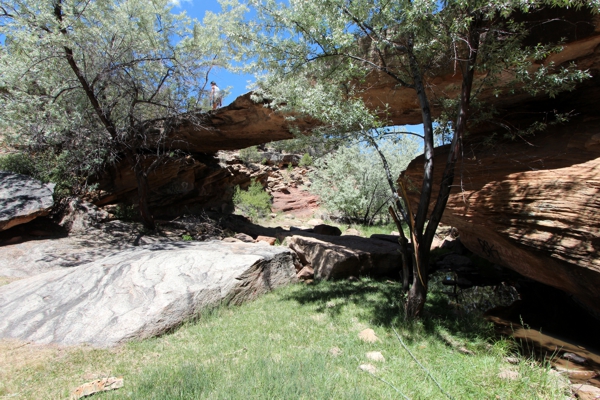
[299,153,313,167]
[0,152,36,176]
[0,150,86,198]
[233,180,272,221]
[309,136,420,224]
[238,146,262,164]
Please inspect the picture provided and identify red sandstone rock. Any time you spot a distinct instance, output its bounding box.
[271,186,320,217]
[288,233,401,279]
[401,113,600,317]
[255,236,276,245]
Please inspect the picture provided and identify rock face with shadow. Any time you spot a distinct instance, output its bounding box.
[288,233,402,280]
[401,87,600,318]
[0,241,297,347]
[0,172,54,231]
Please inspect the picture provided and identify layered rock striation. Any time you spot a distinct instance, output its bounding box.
[0,241,297,347]
[402,86,600,317]
[0,172,54,231]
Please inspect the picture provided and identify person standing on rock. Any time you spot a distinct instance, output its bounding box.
[210,81,222,110]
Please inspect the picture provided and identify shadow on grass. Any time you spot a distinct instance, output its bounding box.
[282,279,494,344]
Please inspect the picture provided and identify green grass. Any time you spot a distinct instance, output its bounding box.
[336,221,409,238]
[0,280,568,399]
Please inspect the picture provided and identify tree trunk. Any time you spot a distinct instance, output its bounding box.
[125,149,156,231]
[405,244,430,318]
[135,166,156,231]
[404,45,436,319]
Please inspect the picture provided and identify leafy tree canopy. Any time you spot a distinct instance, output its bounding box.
[0,0,245,226]
[310,134,420,225]
[231,0,597,317]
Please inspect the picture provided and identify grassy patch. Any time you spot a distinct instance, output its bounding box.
[334,221,409,238]
[0,280,568,399]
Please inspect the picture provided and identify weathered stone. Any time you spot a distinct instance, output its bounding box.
[359,364,377,374]
[358,329,379,343]
[288,233,401,279]
[90,9,599,217]
[366,351,385,362]
[436,254,473,269]
[222,237,242,243]
[0,172,54,231]
[58,198,110,234]
[255,235,276,245]
[403,113,600,316]
[271,187,319,217]
[312,224,342,236]
[369,234,403,244]
[0,241,297,347]
[296,266,314,280]
[234,233,254,243]
[498,369,519,380]
[571,384,600,400]
[343,228,361,236]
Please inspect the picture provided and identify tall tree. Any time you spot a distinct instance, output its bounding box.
[0,0,243,229]
[234,0,595,317]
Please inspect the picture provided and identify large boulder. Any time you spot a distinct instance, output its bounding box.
[0,241,297,347]
[402,91,600,317]
[288,233,401,279]
[0,172,54,231]
[0,220,172,279]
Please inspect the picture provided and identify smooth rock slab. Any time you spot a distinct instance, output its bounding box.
[0,172,54,231]
[0,241,297,347]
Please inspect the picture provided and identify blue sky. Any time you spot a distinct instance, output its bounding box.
[175,0,255,106]
[174,0,425,140]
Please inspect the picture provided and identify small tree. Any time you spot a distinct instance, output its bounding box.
[233,179,272,221]
[0,0,244,229]
[310,136,419,225]
[235,0,595,317]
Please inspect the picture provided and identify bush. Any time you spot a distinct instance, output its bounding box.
[0,150,85,198]
[0,152,36,176]
[238,146,262,164]
[309,136,420,224]
[299,153,313,167]
[233,180,272,221]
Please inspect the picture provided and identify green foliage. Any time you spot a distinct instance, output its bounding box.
[238,0,594,137]
[182,234,193,241]
[0,153,35,176]
[310,137,420,224]
[268,134,344,158]
[113,204,139,222]
[0,150,90,197]
[0,0,244,207]
[232,180,272,221]
[238,146,262,164]
[299,153,313,167]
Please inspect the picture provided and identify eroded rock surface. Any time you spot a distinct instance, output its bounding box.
[0,220,169,278]
[402,111,600,317]
[0,172,54,231]
[0,241,297,347]
[288,233,401,279]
